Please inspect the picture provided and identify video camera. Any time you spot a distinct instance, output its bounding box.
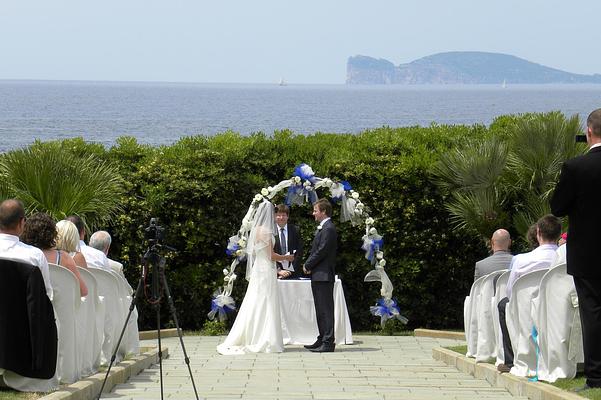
[144,217,165,243]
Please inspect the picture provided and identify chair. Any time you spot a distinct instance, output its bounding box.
[112,272,140,357]
[493,270,510,366]
[0,259,58,392]
[506,268,548,377]
[77,267,102,375]
[475,270,506,362]
[48,263,81,384]
[533,263,584,382]
[88,268,122,365]
[464,275,486,357]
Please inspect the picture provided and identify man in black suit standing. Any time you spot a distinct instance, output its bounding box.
[303,198,337,352]
[551,108,601,391]
[273,204,304,279]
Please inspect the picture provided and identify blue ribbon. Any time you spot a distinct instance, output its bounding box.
[225,243,240,257]
[341,180,352,191]
[365,238,384,262]
[528,326,539,382]
[293,163,317,184]
[369,297,409,327]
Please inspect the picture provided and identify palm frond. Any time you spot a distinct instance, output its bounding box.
[0,142,123,229]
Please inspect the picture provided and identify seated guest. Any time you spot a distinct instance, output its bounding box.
[474,228,512,281]
[526,223,540,250]
[67,215,110,271]
[56,219,88,269]
[0,199,52,299]
[89,230,124,276]
[497,214,561,372]
[274,204,304,279]
[21,212,88,296]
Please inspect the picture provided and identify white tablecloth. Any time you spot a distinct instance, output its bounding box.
[278,278,353,345]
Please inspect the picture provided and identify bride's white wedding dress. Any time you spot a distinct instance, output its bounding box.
[217,203,284,355]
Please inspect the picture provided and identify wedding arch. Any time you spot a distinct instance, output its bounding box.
[208,163,407,327]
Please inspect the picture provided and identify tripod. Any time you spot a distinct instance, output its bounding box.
[97,243,199,400]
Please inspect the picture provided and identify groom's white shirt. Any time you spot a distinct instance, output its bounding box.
[318,217,331,230]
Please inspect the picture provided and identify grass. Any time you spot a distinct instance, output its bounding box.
[551,374,601,400]
[445,345,467,354]
[0,388,42,400]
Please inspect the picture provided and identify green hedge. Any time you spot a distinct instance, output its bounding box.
[22,122,503,331]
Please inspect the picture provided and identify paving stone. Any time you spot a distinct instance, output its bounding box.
[101,335,526,399]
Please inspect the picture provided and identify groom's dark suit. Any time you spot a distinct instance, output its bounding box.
[304,218,337,348]
[551,145,601,387]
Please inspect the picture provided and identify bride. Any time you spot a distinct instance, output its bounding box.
[217,200,295,355]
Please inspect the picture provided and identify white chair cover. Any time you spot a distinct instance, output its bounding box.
[533,263,584,382]
[77,267,102,375]
[112,272,140,357]
[48,263,81,384]
[506,268,548,377]
[493,270,510,366]
[465,275,486,357]
[475,270,506,362]
[89,268,122,365]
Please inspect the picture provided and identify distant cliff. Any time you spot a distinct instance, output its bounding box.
[346,52,601,84]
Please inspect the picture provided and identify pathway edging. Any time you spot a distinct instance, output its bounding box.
[39,346,168,400]
[433,347,584,400]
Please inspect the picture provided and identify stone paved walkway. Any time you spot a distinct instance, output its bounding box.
[102,335,528,400]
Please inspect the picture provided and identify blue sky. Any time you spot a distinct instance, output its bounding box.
[1,0,599,84]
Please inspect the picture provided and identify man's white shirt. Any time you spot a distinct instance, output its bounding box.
[0,233,53,299]
[506,243,558,299]
[278,224,293,271]
[79,240,111,271]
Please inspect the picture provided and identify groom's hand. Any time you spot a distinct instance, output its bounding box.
[303,266,310,274]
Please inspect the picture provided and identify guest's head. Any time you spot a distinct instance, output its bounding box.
[56,220,81,253]
[490,229,511,252]
[90,231,111,255]
[66,215,85,240]
[0,199,26,235]
[275,204,290,228]
[536,214,562,245]
[587,108,601,143]
[526,224,539,250]
[21,212,57,250]
[312,199,332,222]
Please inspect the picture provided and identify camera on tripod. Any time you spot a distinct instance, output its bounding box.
[145,217,165,243]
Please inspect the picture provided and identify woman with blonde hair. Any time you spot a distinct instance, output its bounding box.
[56,219,88,269]
[22,213,88,296]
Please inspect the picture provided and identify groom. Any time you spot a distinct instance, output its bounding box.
[303,198,337,352]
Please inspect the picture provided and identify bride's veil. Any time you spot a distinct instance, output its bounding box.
[245,200,276,280]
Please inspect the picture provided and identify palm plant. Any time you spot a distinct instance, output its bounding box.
[434,112,586,241]
[433,137,510,238]
[0,141,123,230]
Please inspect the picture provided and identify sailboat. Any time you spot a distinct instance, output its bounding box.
[278,77,287,86]
[501,79,507,89]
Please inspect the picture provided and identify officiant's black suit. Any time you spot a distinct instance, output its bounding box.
[551,145,601,388]
[304,219,337,348]
[274,223,304,278]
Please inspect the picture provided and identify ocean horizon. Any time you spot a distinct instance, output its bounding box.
[1,79,600,153]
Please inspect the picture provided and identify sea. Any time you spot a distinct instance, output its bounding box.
[0,80,600,153]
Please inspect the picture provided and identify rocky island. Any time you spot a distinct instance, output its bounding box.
[346,52,601,84]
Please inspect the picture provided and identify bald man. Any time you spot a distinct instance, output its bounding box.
[474,229,512,281]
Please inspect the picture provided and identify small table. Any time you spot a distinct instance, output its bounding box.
[277,278,353,345]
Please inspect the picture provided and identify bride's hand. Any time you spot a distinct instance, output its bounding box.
[283,254,295,262]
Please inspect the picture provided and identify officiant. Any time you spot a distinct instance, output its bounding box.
[274,204,305,279]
